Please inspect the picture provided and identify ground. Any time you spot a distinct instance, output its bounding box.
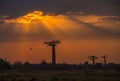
[0,70,120,81]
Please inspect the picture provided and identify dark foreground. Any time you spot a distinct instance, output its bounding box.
[0,70,120,81]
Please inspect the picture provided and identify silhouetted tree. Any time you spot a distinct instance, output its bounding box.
[101,55,108,65]
[88,56,98,65]
[24,61,30,65]
[0,58,11,70]
[40,59,48,65]
[44,40,61,67]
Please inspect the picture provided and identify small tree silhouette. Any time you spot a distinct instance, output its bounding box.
[0,58,11,70]
[88,56,98,65]
[40,59,48,65]
[44,40,61,67]
[101,55,107,65]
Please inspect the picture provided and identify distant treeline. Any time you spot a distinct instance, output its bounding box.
[0,58,120,70]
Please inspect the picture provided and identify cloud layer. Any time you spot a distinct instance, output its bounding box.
[0,11,119,42]
[0,0,120,18]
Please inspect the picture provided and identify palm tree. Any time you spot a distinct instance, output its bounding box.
[101,55,107,65]
[88,55,98,65]
[44,40,61,66]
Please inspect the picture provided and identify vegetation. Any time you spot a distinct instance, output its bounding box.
[0,70,120,81]
[0,58,11,70]
[0,58,120,81]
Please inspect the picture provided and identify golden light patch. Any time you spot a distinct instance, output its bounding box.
[3,11,77,36]
[5,11,44,24]
[3,10,119,37]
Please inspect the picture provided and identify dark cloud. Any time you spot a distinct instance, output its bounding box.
[0,21,4,24]
[0,24,22,42]
[0,0,120,18]
[0,23,55,42]
[67,16,120,39]
[101,17,120,21]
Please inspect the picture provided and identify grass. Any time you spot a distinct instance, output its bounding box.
[0,70,120,81]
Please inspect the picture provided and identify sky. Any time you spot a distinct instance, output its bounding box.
[0,0,120,64]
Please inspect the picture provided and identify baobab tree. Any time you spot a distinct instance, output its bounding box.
[101,55,107,65]
[88,55,98,65]
[44,40,61,66]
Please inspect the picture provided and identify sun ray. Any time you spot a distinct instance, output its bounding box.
[4,11,76,39]
[3,10,119,40]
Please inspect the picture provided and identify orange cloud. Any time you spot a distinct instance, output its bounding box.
[0,10,119,42]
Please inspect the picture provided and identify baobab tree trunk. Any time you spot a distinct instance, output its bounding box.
[92,59,95,65]
[104,57,107,65]
[52,45,56,66]
[102,55,107,65]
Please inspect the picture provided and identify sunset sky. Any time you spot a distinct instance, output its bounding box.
[0,0,120,64]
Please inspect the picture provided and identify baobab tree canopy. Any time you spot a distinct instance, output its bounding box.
[44,40,61,46]
[89,56,98,60]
